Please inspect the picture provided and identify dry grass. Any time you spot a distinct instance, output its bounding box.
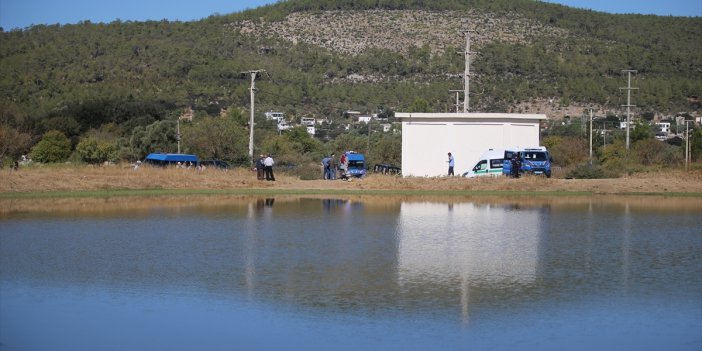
[2,163,702,196]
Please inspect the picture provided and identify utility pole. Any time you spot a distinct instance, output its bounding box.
[686,120,692,171]
[449,90,463,112]
[589,109,594,163]
[242,70,265,164]
[462,30,477,112]
[620,70,638,150]
[176,117,181,154]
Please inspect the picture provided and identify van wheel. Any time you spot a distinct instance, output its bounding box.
[546,173,552,178]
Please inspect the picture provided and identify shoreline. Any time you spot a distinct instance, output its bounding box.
[2,165,702,199]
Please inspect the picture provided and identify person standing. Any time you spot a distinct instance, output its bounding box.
[264,154,275,181]
[511,153,521,178]
[339,152,348,179]
[256,155,265,180]
[321,155,330,180]
[447,152,455,176]
[328,153,337,180]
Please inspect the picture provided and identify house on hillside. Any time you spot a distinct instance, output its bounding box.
[395,112,546,177]
[265,111,285,123]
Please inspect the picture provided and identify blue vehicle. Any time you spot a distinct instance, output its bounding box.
[502,147,552,178]
[144,153,199,167]
[344,152,367,178]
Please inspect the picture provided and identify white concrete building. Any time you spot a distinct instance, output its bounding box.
[265,111,285,124]
[395,112,546,177]
[655,122,671,133]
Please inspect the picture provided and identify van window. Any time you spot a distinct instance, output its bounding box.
[473,160,487,171]
[348,160,365,169]
[490,159,504,168]
[522,152,547,161]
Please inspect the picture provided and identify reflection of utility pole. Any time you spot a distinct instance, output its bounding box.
[242,70,265,164]
[620,70,638,150]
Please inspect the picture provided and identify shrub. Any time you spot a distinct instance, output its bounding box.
[543,135,588,167]
[566,162,606,179]
[283,162,323,180]
[31,130,72,163]
[76,137,118,164]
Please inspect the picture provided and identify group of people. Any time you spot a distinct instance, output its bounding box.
[255,154,276,181]
[321,153,348,180]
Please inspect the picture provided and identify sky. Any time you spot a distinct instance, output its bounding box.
[1,0,700,30]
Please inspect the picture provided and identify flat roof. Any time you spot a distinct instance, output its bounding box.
[395,112,547,120]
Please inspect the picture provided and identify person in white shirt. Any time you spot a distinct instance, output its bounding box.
[264,154,275,181]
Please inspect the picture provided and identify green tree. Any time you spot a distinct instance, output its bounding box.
[31,130,72,163]
[691,126,702,162]
[181,115,249,165]
[76,137,118,164]
[369,134,401,167]
[285,126,321,155]
[630,121,654,144]
[0,125,32,164]
[129,120,178,158]
[409,98,430,113]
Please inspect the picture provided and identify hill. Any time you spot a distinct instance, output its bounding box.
[0,0,700,167]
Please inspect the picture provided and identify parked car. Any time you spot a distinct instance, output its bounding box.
[199,160,230,169]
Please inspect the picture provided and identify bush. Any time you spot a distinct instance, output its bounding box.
[632,139,681,166]
[566,162,606,179]
[76,137,118,164]
[283,162,323,180]
[543,135,588,167]
[31,130,72,163]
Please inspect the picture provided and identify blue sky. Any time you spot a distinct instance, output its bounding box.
[1,0,700,30]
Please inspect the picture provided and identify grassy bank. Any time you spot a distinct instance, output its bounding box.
[2,164,702,199]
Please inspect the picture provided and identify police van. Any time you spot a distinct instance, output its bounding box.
[462,149,505,178]
[502,147,552,178]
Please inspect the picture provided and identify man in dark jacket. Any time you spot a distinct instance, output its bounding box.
[255,155,265,180]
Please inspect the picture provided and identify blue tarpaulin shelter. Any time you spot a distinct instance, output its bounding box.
[144,153,199,166]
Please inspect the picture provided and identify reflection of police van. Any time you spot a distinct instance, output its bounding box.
[463,149,505,178]
[502,147,552,178]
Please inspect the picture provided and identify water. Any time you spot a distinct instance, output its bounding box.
[1,196,701,351]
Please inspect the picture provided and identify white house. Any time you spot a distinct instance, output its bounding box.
[395,112,546,177]
[358,115,372,124]
[655,122,671,133]
[301,117,316,127]
[265,111,285,123]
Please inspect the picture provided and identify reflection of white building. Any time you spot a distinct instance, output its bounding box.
[397,202,541,286]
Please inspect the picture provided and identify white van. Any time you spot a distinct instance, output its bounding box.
[463,149,505,178]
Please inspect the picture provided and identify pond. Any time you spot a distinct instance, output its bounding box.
[1,195,701,351]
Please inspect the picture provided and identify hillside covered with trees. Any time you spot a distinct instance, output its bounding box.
[1,0,700,175]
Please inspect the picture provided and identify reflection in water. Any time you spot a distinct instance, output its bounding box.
[1,196,701,350]
[397,202,545,322]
